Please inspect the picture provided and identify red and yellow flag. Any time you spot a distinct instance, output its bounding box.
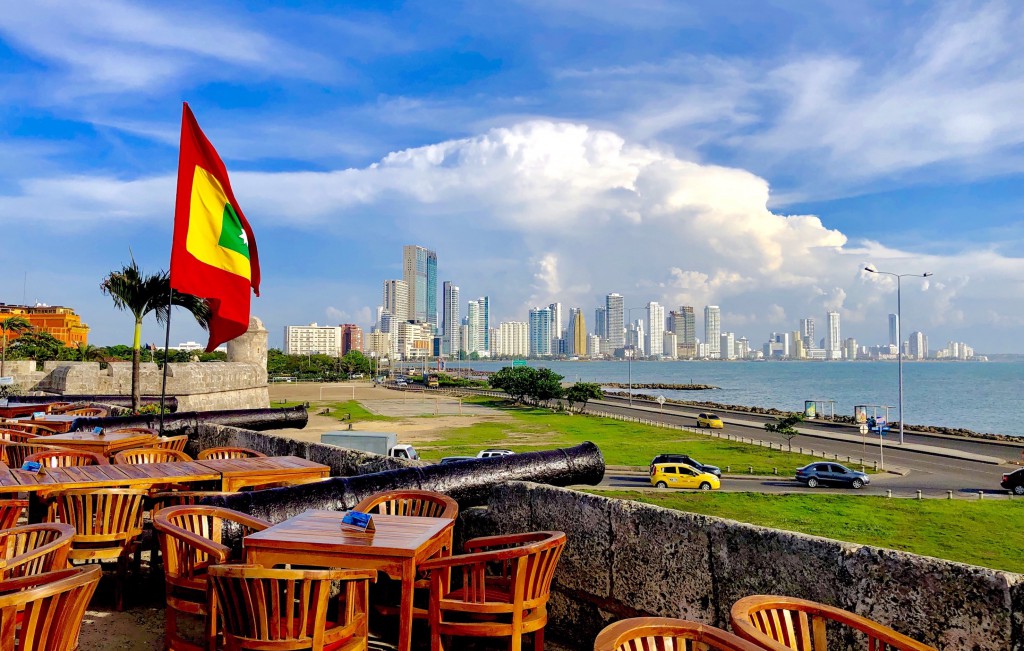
[170,103,260,352]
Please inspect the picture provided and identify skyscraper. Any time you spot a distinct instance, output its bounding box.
[442,282,459,356]
[827,311,842,359]
[594,307,607,339]
[548,302,562,354]
[605,293,624,350]
[671,306,696,358]
[497,321,528,357]
[646,302,664,359]
[909,331,928,359]
[800,317,815,348]
[528,307,552,356]
[704,305,721,359]
[888,313,899,346]
[382,280,409,323]
[402,245,437,327]
[567,308,587,356]
[466,297,489,355]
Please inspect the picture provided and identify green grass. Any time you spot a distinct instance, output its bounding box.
[414,399,822,474]
[589,490,1024,572]
[324,400,398,424]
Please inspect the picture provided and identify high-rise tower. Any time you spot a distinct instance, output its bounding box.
[827,311,842,358]
[704,305,721,359]
[605,293,624,350]
[888,313,899,347]
[646,302,664,359]
[567,307,587,356]
[382,280,409,324]
[442,282,460,355]
[402,245,437,327]
[528,307,552,356]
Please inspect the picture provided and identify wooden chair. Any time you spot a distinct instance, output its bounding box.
[0,565,101,651]
[46,403,83,415]
[155,435,189,452]
[595,617,764,651]
[109,426,159,436]
[0,421,59,436]
[25,449,109,467]
[0,500,27,529]
[113,447,193,464]
[730,595,938,651]
[354,489,459,520]
[153,505,272,651]
[420,531,566,651]
[0,428,37,443]
[197,446,267,461]
[64,406,108,417]
[150,490,238,517]
[0,522,75,579]
[209,564,376,651]
[0,442,61,469]
[52,488,147,611]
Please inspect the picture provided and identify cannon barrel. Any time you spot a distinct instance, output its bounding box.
[71,406,308,434]
[201,442,605,524]
[4,395,178,411]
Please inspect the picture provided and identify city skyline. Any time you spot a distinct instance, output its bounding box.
[2,4,1023,351]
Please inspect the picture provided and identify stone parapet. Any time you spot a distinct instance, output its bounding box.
[464,482,1023,651]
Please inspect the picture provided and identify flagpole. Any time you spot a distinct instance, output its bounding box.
[158,288,173,435]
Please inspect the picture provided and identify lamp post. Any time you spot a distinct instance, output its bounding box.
[864,267,932,445]
[625,307,646,406]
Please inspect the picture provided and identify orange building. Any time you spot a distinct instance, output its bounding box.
[0,303,89,347]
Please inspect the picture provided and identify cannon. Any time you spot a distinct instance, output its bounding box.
[70,406,308,434]
[201,442,605,523]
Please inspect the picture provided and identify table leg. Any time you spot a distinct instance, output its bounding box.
[398,559,415,651]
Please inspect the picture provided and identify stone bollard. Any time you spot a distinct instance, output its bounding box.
[846,455,851,463]
[916,490,923,500]
[886,490,892,498]
[947,490,953,499]
[726,465,731,473]
[773,467,778,475]
[799,447,803,454]
[748,466,753,474]
[978,491,984,500]
[873,461,878,471]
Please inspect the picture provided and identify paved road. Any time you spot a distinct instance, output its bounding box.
[586,396,1020,499]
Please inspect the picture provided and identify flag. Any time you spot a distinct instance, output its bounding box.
[170,102,260,352]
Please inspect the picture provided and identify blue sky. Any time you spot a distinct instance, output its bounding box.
[1,1,1023,352]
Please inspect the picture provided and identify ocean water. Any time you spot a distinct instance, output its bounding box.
[447,359,1024,437]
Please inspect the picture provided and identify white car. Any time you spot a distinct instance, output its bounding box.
[476,449,514,458]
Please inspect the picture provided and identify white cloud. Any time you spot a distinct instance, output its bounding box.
[4,120,1024,349]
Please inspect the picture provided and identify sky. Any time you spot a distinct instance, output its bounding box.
[1,1,1023,353]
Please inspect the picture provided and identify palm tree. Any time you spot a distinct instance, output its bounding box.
[0,316,32,377]
[100,258,211,412]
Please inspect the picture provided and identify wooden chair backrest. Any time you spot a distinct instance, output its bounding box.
[730,596,938,651]
[0,565,101,651]
[108,427,158,436]
[25,449,109,467]
[208,564,375,651]
[0,522,76,579]
[0,500,27,530]
[0,422,58,435]
[154,435,189,452]
[0,428,37,443]
[0,443,60,469]
[113,447,192,464]
[595,618,765,651]
[354,489,459,520]
[64,407,107,417]
[46,403,81,414]
[54,489,146,547]
[197,446,267,461]
[153,505,270,589]
[150,490,237,517]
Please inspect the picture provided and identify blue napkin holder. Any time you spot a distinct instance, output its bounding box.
[32,411,45,419]
[341,511,375,531]
[93,426,105,435]
[21,461,42,473]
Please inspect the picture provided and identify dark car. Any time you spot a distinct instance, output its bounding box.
[439,456,476,465]
[795,462,869,489]
[1001,468,1024,495]
[650,454,722,477]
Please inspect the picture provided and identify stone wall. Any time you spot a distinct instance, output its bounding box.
[6,317,270,411]
[464,482,1024,651]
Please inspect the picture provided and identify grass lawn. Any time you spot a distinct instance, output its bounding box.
[415,399,823,474]
[591,490,1024,572]
[323,400,398,424]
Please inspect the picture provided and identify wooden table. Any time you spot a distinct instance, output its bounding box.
[0,403,53,419]
[245,511,454,651]
[13,415,78,433]
[195,455,330,491]
[5,461,222,492]
[41,431,158,457]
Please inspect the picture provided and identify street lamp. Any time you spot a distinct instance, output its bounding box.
[625,306,646,406]
[864,266,932,445]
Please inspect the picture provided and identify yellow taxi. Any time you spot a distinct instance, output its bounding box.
[650,463,720,490]
[697,412,724,429]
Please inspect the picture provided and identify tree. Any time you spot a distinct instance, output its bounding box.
[7,330,65,363]
[339,350,372,377]
[0,316,32,376]
[564,382,603,412]
[100,257,211,412]
[490,366,537,404]
[530,368,565,405]
[764,413,804,451]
